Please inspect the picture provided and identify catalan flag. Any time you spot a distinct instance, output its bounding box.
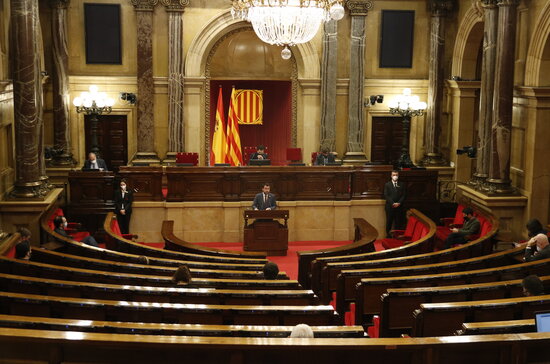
[210,87,227,165]
[234,89,263,125]
[226,87,243,166]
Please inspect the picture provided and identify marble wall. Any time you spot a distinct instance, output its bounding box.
[132,200,386,244]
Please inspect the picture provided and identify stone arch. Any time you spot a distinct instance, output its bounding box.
[525,1,550,86]
[451,4,484,79]
[185,9,320,79]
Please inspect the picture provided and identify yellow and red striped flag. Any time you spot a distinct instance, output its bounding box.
[234,89,263,125]
[226,87,243,166]
[210,87,227,165]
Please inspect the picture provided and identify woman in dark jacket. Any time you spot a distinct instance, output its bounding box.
[114,179,134,234]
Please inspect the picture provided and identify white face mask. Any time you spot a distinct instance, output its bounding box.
[392,175,399,182]
[63,222,68,228]
[121,185,126,191]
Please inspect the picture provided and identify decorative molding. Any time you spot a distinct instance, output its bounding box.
[48,0,69,9]
[346,0,373,15]
[524,1,550,86]
[131,0,158,11]
[161,0,188,11]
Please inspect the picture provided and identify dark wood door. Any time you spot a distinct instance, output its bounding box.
[371,116,408,165]
[85,115,128,172]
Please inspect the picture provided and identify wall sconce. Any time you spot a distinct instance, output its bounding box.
[364,94,384,107]
[120,92,137,105]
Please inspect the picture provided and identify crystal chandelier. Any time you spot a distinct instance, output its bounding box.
[232,0,345,59]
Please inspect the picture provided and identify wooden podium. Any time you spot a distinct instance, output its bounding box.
[243,210,289,256]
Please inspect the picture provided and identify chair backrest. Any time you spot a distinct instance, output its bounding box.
[286,148,302,162]
[453,204,466,225]
[411,221,426,241]
[404,216,419,237]
[110,217,123,237]
[176,153,199,166]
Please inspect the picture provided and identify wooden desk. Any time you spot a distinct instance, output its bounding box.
[244,210,289,256]
[118,166,163,201]
[68,171,115,213]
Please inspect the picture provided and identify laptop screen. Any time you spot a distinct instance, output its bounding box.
[535,311,550,332]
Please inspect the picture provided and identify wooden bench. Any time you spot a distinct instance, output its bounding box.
[296,218,378,289]
[29,248,289,280]
[161,219,267,258]
[41,207,268,265]
[1,327,550,364]
[379,275,550,337]
[0,272,317,306]
[0,314,362,337]
[330,245,525,313]
[311,211,498,301]
[457,319,535,335]
[310,209,437,297]
[0,256,301,290]
[0,291,337,326]
[412,294,550,337]
[353,257,550,323]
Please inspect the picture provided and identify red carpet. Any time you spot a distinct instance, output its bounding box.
[193,241,351,280]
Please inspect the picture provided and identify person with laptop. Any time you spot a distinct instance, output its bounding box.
[82,152,108,171]
[524,233,550,262]
[250,145,268,161]
[314,147,336,166]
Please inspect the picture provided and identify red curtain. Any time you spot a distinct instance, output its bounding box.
[210,80,292,166]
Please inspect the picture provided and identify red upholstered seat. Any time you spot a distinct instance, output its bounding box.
[382,217,425,250]
[367,315,380,338]
[110,217,136,241]
[311,152,320,165]
[176,152,199,166]
[391,216,419,240]
[48,208,90,241]
[344,303,356,326]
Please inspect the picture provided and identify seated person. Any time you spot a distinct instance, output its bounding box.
[522,275,545,296]
[252,183,277,211]
[262,261,279,280]
[250,145,268,161]
[314,147,336,166]
[14,228,32,260]
[53,216,99,247]
[524,233,550,262]
[172,265,192,285]
[82,152,108,171]
[443,207,479,249]
[289,324,314,338]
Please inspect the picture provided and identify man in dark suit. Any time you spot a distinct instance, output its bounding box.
[384,170,406,237]
[114,179,134,234]
[82,152,108,171]
[314,147,336,165]
[53,216,99,247]
[250,145,268,162]
[444,207,480,249]
[252,183,277,211]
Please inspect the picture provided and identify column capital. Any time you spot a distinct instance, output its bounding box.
[345,0,373,16]
[430,0,455,16]
[480,0,498,9]
[496,0,520,6]
[161,0,188,11]
[131,0,158,11]
[48,0,69,9]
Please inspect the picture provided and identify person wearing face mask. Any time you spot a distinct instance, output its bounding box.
[82,152,108,171]
[114,179,134,234]
[53,216,99,247]
[524,233,550,262]
[383,170,406,237]
[444,207,479,249]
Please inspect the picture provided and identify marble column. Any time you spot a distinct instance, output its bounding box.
[318,20,338,152]
[9,0,48,198]
[343,0,372,164]
[422,0,454,166]
[49,0,74,166]
[486,0,519,194]
[131,0,160,165]
[162,0,187,164]
[472,0,498,185]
